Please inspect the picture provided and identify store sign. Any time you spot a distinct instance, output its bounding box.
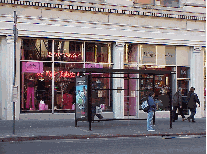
[37,71,76,78]
[22,62,43,73]
[47,52,81,58]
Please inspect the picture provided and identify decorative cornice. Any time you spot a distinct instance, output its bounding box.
[0,0,205,21]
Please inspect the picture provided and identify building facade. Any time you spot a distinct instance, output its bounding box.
[0,0,206,120]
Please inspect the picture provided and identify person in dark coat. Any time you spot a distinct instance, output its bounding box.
[172,87,185,122]
[147,91,156,131]
[186,87,200,122]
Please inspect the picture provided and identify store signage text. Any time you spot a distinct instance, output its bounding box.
[37,71,78,78]
[22,62,43,73]
[47,52,81,59]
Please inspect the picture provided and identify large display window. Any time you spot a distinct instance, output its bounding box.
[139,66,173,111]
[20,38,112,113]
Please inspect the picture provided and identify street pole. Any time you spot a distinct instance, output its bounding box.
[13,11,17,135]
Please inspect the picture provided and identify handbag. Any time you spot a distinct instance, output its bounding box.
[141,100,150,112]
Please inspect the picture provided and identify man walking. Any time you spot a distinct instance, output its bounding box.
[172,87,185,122]
[187,87,200,122]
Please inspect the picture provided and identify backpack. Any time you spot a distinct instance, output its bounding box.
[141,99,150,112]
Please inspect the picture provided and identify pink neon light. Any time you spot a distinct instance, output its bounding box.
[37,71,76,78]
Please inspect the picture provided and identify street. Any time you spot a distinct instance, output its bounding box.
[0,136,205,154]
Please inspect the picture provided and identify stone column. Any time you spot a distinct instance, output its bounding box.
[0,35,14,120]
[7,35,15,120]
[190,47,204,118]
[112,42,124,119]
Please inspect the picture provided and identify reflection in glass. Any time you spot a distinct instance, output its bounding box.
[54,41,83,62]
[21,39,52,61]
[54,63,83,110]
[85,42,109,63]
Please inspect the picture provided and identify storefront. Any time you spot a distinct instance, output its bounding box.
[20,38,112,114]
[14,38,205,119]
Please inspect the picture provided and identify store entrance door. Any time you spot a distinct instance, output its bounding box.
[124,74,138,116]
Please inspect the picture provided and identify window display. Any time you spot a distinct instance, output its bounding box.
[91,73,111,111]
[54,63,83,111]
[139,66,173,111]
[20,38,112,113]
[85,42,110,63]
[21,62,52,112]
[54,40,83,62]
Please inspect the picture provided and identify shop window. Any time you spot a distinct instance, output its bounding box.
[20,62,52,112]
[125,44,138,63]
[139,66,174,111]
[177,80,189,96]
[92,73,112,111]
[85,42,109,63]
[54,63,83,111]
[54,41,83,62]
[21,39,52,61]
[177,66,190,78]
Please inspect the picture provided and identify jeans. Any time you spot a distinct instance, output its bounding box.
[173,106,185,120]
[147,111,154,130]
[189,108,196,121]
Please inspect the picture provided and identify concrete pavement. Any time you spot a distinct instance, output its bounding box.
[0,118,206,142]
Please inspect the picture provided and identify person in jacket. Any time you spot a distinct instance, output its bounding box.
[172,87,185,122]
[147,91,156,131]
[187,87,200,122]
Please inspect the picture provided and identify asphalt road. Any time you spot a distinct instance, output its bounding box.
[0,136,205,154]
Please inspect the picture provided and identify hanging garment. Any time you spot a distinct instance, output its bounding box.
[26,87,35,109]
[63,93,73,109]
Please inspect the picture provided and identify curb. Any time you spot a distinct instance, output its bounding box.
[0,132,206,142]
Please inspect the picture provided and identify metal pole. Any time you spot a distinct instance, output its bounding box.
[170,74,173,129]
[88,74,92,131]
[13,11,17,135]
[153,74,155,125]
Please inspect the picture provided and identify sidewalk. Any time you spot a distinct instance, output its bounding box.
[0,118,206,142]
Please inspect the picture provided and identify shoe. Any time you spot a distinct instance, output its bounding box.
[187,117,191,122]
[148,129,155,131]
[172,120,175,122]
[192,120,196,122]
[182,118,185,121]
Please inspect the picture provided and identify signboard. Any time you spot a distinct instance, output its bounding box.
[12,86,18,102]
[22,62,43,73]
[76,76,88,120]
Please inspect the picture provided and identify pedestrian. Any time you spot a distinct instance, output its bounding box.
[172,87,185,122]
[186,87,200,122]
[147,91,156,131]
[158,88,170,111]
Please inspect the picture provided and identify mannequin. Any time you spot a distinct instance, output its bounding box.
[26,75,35,109]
